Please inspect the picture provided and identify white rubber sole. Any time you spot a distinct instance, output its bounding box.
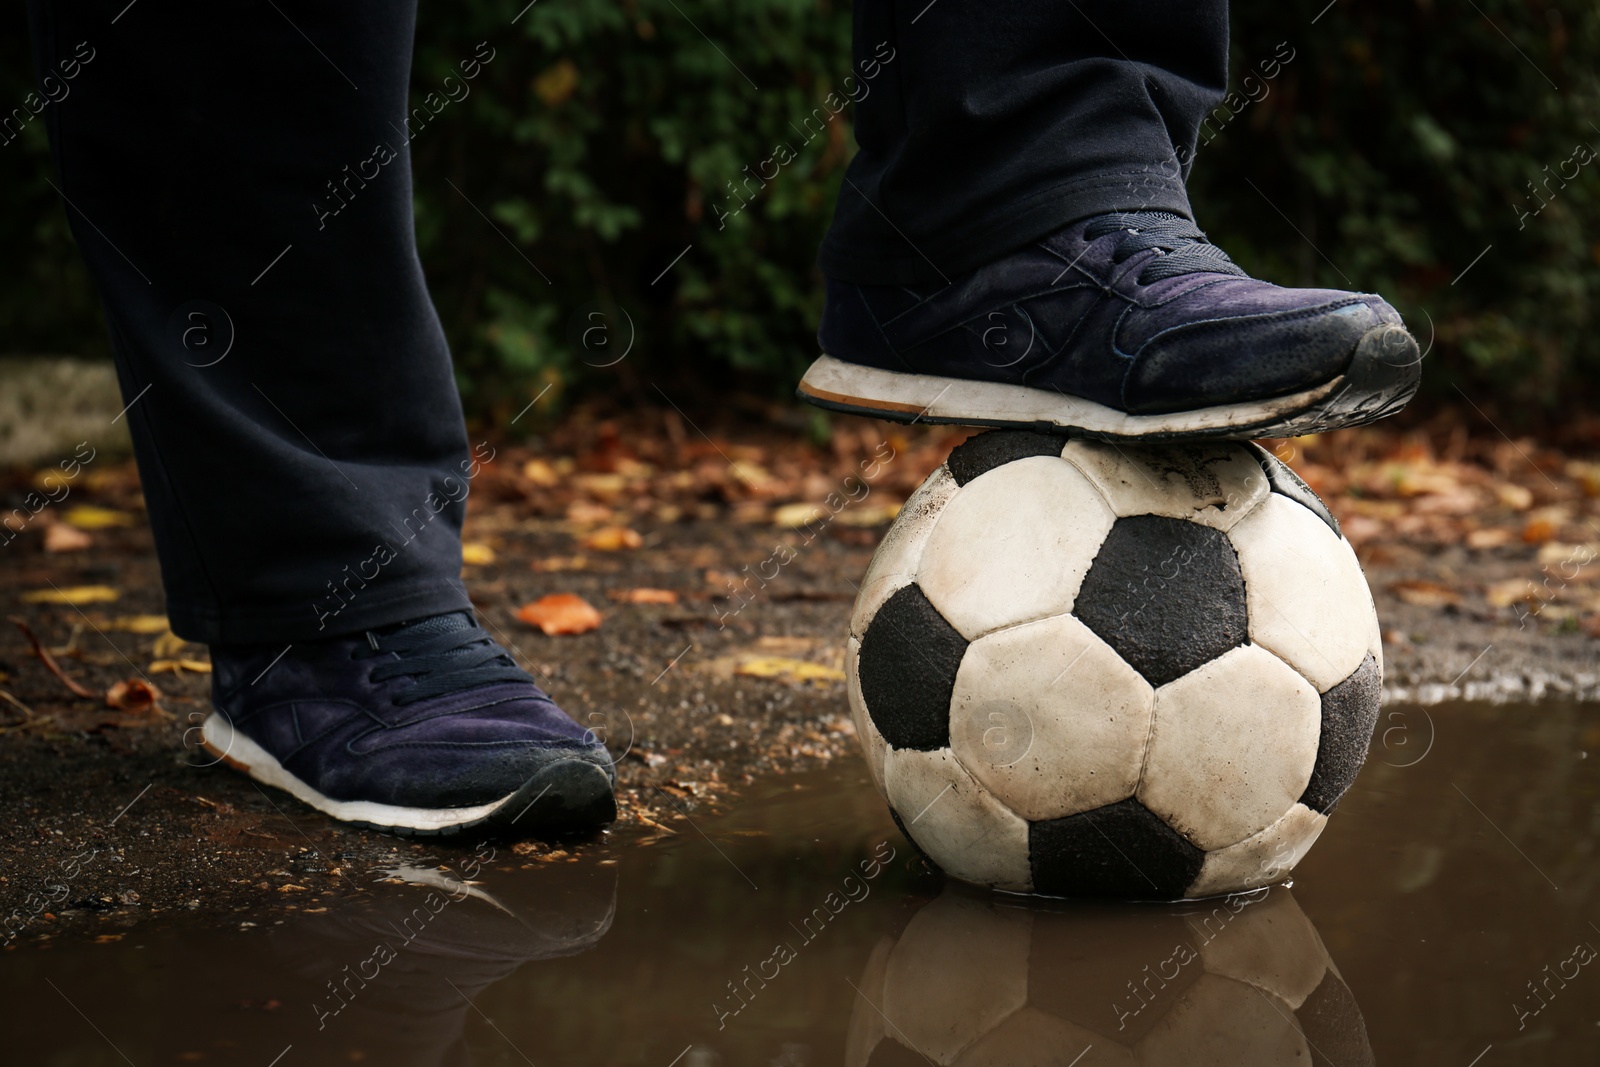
[200,713,615,835]
[797,335,1419,441]
[202,713,511,831]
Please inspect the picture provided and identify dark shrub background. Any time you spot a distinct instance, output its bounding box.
[3,0,1596,423]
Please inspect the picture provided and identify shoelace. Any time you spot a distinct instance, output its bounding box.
[1081,211,1247,283]
[361,614,533,706]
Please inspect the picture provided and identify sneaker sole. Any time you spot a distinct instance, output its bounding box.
[797,323,1420,442]
[200,712,617,837]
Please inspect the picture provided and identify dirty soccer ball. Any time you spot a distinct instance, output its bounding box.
[847,888,1374,1066]
[848,430,1383,899]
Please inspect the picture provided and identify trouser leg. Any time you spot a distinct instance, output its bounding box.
[820,0,1229,286]
[26,0,475,644]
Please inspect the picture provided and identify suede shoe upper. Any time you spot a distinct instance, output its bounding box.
[210,612,611,811]
[817,212,1406,416]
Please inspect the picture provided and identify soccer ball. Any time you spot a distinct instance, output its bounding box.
[846,887,1373,1066]
[849,430,1382,899]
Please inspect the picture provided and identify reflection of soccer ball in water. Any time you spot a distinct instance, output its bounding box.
[848,431,1383,899]
[846,887,1374,1066]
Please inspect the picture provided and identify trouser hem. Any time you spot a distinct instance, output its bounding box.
[818,171,1194,287]
[170,580,474,645]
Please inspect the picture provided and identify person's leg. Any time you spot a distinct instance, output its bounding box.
[821,0,1225,287]
[803,0,1421,441]
[27,0,614,834]
[26,0,472,644]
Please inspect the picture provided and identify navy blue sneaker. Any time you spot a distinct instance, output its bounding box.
[800,211,1420,441]
[199,612,616,836]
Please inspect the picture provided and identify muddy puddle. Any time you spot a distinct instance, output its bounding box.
[4,700,1598,1065]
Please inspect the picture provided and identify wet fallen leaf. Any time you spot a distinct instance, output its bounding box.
[43,523,92,553]
[580,526,642,551]
[106,678,162,715]
[108,614,170,634]
[148,658,212,675]
[63,505,136,530]
[461,542,497,566]
[733,656,846,685]
[21,585,119,605]
[609,587,678,605]
[1389,579,1464,608]
[516,593,602,635]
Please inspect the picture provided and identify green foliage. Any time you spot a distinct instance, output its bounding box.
[4,0,1598,419]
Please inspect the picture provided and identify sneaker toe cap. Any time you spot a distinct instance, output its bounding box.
[1125,295,1409,414]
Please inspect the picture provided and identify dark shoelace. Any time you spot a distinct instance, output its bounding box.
[361,613,533,706]
[1081,211,1248,283]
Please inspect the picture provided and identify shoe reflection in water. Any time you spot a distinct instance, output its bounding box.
[847,886,1373,1067]
[181,858,616,1067]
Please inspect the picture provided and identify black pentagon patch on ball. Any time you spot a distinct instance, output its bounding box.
[1029,798,1205,900]
[1295,968,1377,1067]
[1073,515,1248,687]
[857,584,967,750]
[1299,652,1383,814]
[945,428,1069,486]
[1248,443,1341,538]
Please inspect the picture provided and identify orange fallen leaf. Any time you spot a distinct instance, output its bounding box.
[609,587,678,605]
[106,678,162,715]
[1522,518,1558,544]
[43,523,92,553]
[1389,579,1464,608]
[580,526,642,551]
[516,594,602,635]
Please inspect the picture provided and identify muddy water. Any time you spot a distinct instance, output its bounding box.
[4,700,1598,1066]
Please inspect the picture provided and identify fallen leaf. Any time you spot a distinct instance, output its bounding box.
[522,458,560,486]
[1495,484,1535,510]
[609,587,679,605]
[1485,579,1536,609]
[834,502,903,527]
[106,678,162,715]
[516,594,602,635]
[148,658,213,675]
[63,505,136,530]
[580,526,642,551]
[43,523,92,553]
[7,616,95,698]
[733,656,846,685]
[152,631,189,658]
[773,502,827,528]
[108,615,171,634]
[461,542,497,566]
[21,585,120,605]
[1465,528,1516,550]
[532,554,589,572]
[1522,517,1558,544]
[1388,579,1464,608]
[1534,542,1600,569]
